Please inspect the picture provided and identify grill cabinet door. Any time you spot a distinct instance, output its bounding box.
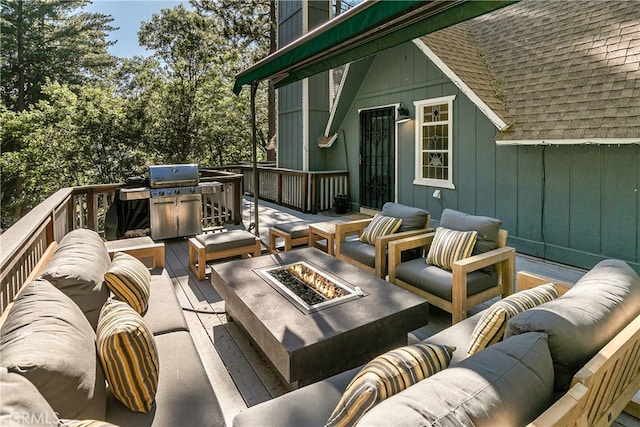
[150,196,177,240]
[177,194,203,237]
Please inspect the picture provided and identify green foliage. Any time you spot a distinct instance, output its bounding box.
[1,82,150,225]
[1,1,271,226]
[136,4,264,165]
[1,0,116,111]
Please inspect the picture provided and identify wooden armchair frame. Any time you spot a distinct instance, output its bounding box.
[388,229,515,324]
[521,271,640,427]
[335,216,431,279]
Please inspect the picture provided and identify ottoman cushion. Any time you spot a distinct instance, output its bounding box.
[196,230,256,253]
[274,221,313,239]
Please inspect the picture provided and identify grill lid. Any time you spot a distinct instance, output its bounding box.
[149,164,199,188]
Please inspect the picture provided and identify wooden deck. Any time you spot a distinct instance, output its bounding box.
[162,198,637,427]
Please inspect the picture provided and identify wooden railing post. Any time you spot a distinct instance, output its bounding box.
[310,173,318,214]
[277,171,283,205]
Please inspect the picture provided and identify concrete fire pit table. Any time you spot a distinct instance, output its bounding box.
[210,247,429,389]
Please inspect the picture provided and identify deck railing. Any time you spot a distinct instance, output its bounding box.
[210,164,349,214]
[0,172,243,315]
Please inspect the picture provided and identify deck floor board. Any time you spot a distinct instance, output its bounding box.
[158,198,636,425]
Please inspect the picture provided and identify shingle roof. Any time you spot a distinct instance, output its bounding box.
[420,0,640,142]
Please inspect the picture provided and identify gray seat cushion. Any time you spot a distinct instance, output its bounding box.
[142,269,189,336]
[40,228,111,330]
[440,208,502,256]
[106,330,225,427]
[340,240,376,268]
[233,367,360,427]
[395,258,497,301]
[274,220,313,239]
[505,258,640,391]
[0,279,107,420]
[1,367,60,427]
[196,230,256,253]
[357,332,554,426]
[381,202,429,232]
[423,311,484,366]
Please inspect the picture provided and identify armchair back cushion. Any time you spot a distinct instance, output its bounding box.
[439,208,502,256]
[381,202,429,232]
[505,259,640,391]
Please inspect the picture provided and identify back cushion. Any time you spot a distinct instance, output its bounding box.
[0,367,60,426]
[40,228,111,330]
[505,259,640,391]
[0,279,107,420]
[357,332,554,426]
[440,208,501,256]
[381,202,428,232]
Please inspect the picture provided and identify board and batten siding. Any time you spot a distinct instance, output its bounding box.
[323,41,639,272]
[277,1,330,171]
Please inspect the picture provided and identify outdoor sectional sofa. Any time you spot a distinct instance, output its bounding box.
[233,258,640,426]
[0,228,225,427]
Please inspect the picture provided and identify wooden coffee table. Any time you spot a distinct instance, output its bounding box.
[210,248,429,389]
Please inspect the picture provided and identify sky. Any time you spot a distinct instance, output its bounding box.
[85,0,187,58]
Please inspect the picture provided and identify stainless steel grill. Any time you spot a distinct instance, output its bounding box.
[118,164,222,240]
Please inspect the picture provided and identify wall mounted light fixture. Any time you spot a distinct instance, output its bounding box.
[396,104,411,123]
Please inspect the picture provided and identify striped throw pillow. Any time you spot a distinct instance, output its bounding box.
[104,252,151,315]
[467,283,559,355]
[426,227,478,270]
[96,299,159,413]
[359,214,402,245]
[326,343,455,427]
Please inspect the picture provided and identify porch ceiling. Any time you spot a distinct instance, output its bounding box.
[233,0,517,94]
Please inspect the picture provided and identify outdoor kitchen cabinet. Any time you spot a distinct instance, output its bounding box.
[150,192,202,240]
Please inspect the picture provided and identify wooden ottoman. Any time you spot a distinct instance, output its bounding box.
[268,220,314,253]
[189,230,262,280]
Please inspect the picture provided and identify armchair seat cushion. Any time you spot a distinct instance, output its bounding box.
[381,202,429,232]
[395,258,497,301]
[339,240,376,268]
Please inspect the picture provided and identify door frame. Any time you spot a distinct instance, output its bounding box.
[357,103,402,211]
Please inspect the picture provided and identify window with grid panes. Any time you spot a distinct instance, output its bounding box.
[414,95,456,189]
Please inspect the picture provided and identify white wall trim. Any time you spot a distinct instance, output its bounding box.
[412,39,510,132]
[496,138,640,146]
[324,63,350,136]
[302,1,309,172]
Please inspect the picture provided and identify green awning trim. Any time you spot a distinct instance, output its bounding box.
[233,0,517,94]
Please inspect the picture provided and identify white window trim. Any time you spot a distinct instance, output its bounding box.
[413,95,456,189]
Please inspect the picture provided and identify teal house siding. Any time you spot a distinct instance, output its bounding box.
[276,1,329,171]
[273,1,639,272]
[322,40,639,272]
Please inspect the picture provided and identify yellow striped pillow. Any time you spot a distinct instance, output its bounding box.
[326,343,455,427]
[467,283,559,355]
[104,252,151,315]
[426,227,477,270]
[359,214,402,245]
[96,299,159,413]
